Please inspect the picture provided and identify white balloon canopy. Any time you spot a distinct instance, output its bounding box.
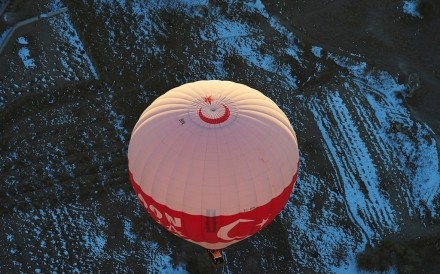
[128,80,299,249]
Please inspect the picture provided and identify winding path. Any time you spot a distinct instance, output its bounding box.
[0,6,68,55]
[0,0,11,17]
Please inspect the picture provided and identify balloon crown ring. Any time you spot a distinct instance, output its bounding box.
[189,96,237,128]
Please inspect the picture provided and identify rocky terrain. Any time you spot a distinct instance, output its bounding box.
[1,0,439,273]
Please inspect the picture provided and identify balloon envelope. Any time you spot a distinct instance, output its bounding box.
[128,80,299,249]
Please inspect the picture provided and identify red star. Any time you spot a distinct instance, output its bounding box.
[204,96,213,104]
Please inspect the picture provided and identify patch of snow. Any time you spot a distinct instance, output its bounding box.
[18,47,36,69]
[47,0,65,10]
[109,110,127,142]
[201,17,298,87]
[389,119,440,217]
[17,37,28,45]
[179,0,208,8]
[123,219,137,243]
[328,53,367,77]
[360,71,439,216]
[281,172,361,272]
[6,234,13,242]
[245,0,302,62]
[330,52,440,216]
[76,210,108,258]
[411,134,440,215]
[403,0,422,18]
[211,19,249,39]
[310,90,398,239]
[312,46,323,58]
[153,253,188,274]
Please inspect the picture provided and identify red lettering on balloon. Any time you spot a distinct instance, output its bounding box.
[129,168,298,249]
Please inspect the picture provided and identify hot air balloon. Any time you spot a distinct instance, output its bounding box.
[128,80,299,264]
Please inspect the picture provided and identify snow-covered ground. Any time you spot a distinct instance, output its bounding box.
[1,0,439,273]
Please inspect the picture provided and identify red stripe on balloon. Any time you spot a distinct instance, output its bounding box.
[129,167,298,249]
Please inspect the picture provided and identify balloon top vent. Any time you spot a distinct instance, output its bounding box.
[189,95,238,128]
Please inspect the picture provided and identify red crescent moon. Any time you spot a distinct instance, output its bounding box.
[198,104,230,124]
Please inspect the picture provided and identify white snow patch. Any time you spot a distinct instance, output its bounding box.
[47,0,65,10]
[310,90,398,239]
[245,0,302,62]
[179,0,208,6]
[18,47,36,69]
[201,17,297,87]
[328,53,367,77]
[140,242,188,274]
[109,110,127,142]
[329,52,440,216]
[17,37,28,45]
[411,136,440,214]
[312,46,323,58]
[123,219,137,243]
[154,254,188,274]
[280,171,361,273]
[359,71,439,216]
[403,0,422,18]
